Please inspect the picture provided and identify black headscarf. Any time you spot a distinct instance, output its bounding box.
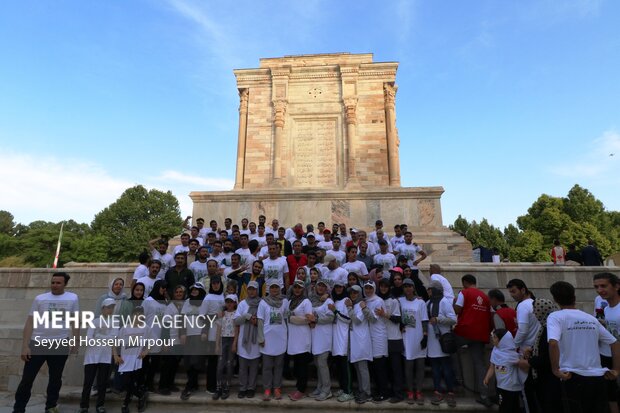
[209,276,224,295]
[376,278,392,300]
[332,284,348,301]
[148,280,168,301]
[189,285,207,306]
[130,282,145,307]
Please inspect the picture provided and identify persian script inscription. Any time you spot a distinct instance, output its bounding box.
[293,119,338,187]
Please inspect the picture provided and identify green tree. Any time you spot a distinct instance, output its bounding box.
[450,215,470,236]
[92,185,182,261]
[0,210,16,235]
[509,230,548,262]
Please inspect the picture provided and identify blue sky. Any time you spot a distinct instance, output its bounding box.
[1,0,619,229]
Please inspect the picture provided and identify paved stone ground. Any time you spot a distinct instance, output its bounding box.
[0,387,498,413]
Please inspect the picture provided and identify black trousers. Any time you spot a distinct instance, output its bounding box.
[560,374,608,413]
[14,345,68,412]
[333,355,352,394]
[388,349,405,398]
[81,363,111,408]
[143,354,161,389]
[371,356,390,397]
[122,369,144,405]
[206,354,218,392]
[498,388,523,413]
[159,354,182,390]
[292,352,312,392]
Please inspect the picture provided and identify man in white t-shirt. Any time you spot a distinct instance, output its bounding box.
[337,223,351,245]
[322,254,348,286]
[137,260,161,297]
[368,219,385,244]
[247,221,258,240]
[373,240,397,278]
[132,251,150,288]
[428,264,454,301]
[330,237,346,265]
[173,233,191,255]
[506,278,541,351]
[342,245,369,282]
[389,225,405,251]
[262,243,290,290]
[593,272,620,413]
[317,230,333,251]
[150,239,174,280]
[255,224,268,248]
[239,218,251,236]
[394,232,425,269]
[548,280,619,412]
[14,272,80,413]
[235,234,253,265]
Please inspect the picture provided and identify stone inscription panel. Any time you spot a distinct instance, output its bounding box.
[293,118,338,187]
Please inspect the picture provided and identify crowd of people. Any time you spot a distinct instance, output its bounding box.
[12,216,620,413]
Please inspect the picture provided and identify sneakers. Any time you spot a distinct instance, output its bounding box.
[372,395,387,403]
[263,389,272,401]
[446,392,457,407]
[310,388,322,398]
[406,391,415,404]
[389,395,403,403]
[246,389,255,399]
[333,390,344,398]
[289,390,305,401]
[273,388,282,400]
[137,393,147,413]
[212,388,222,400]
[315,391,332,401]
[221,387,230,400]
[337,393,355,402]
[355,392,372,404]
[415,391,425,405]
[476,396,494,408]
[431,391,444,405]
[180,388,191,401]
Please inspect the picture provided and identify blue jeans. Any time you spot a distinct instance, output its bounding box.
[430,356,456,393]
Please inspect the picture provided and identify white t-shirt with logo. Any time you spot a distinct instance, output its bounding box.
[547,308,616,376]
[322,267,348,286]
[235,300,262,360]
[601,302,620,357]
[394,243,423,268]
[151,250,175,280]
[342,261,369,277]
[262,257,289,288]
[258,299,289,356]
[373,253,397,278]
[330,250,346,265]
[390,235,405,251]
[189,260,208,284]
[29,291,80,341]
[317,241,333,251]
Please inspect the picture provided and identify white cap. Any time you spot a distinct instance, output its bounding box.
[225,294,239,303]
[101,298,116,308]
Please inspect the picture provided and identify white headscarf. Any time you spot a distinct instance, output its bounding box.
[490,331,528,384]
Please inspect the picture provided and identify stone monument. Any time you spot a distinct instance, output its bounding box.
[190,53,471,262]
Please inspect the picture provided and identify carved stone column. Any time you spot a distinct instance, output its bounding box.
[272,99,287,184]
[234,88,249,189]
[343,97,360,187]
[384,83,401,187]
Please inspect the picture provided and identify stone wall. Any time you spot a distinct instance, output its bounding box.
[1,264,617,391]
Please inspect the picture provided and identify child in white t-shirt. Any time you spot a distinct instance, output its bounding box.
[483,329,527,413]
[213,293,238,400]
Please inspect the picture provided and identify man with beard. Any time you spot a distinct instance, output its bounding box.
[165,253,195,299]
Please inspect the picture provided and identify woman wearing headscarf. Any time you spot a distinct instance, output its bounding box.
[95,277,132,318]
[377,278,405,403]
[328,280,354,402]
[129,282,145,309]
[233,280,262,398]
[425,280,457,407]
[286,279,314,401]
[309,279,335,401]
[158,285,186,395]
[258,279,288,401]
[142,279,168,392]
[517,298,561,413]
[363,280,390,402]
[203,276,225,394]
[347,284,372,403]
[180,282,207,400]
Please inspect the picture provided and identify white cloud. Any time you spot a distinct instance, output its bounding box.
[0,150,132,225]
[158,170,233,189]
[550,129,620,181]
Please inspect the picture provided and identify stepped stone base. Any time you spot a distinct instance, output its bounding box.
[190,186,472,263]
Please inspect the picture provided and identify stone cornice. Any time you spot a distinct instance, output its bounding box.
[190,186,445,202]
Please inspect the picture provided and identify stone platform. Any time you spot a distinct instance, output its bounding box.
[190,186,472,263]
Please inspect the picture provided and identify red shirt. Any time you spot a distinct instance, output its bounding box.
[454,287,491,343]
[494,305,518,337]
[286,254,308,285]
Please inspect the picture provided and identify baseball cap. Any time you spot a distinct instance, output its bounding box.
[247,280,259,289]
[402,278,415,286]
[293,279,305,288]
[191,282,206,291]
[390,267,404,275]
[101,298,116,308]
[306,233,315,238]
[225,294,239,303]
[348,285,362,293]
[266,278,280,288]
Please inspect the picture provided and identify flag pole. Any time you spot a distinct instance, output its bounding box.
[52,222,64,269]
